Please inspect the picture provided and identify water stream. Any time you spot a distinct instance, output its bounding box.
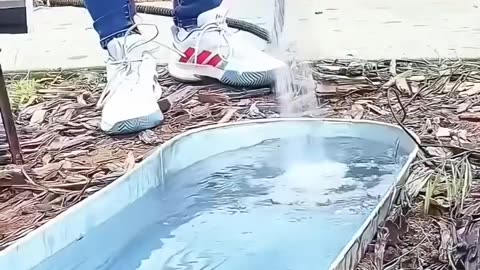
[270,0,319,116]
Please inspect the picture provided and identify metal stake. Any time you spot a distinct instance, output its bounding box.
[0,65,23,164]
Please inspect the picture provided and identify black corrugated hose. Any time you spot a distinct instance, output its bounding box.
[46,0,272,42]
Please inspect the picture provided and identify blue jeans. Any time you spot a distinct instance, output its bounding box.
[84,0,222,49]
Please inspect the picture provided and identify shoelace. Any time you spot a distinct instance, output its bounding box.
[173,11,234,66]
[96,23,185,108]
[193,12,233,65]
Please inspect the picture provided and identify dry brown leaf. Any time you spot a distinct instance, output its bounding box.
[459,113,480,121]
[76,92,91,106]
[32,162,64,179]
[218,108,238,123]
[19,103,45,119]
[436,127,452,137]
[166,86,197,105]
[408,75,426,82]
[458,129,468,140]
[186,120,216,129]
[366,104,388,115]
[462,221,480,270]
[85,118,100,128]
[469,106,480,112]
[444,81,458,93]
[198,92,229,104]
[47,135,94,151]
[381,70,412,92]
[59,108,75,122]
[410,82,421,94]
[123,151,136,172]
[46,136,69,151]
[20,133,54,149]
[103,163,123,173]
[42,154,52,165]
[57,150,89,159]
[189,104,210,116]
[30,110,47,126]
[0,168,26,187]
[396,76,412,95]
[172,114,190,124]
[237,99,251,106]
[138,130,160,145]
[426,147,448,158]
[389,59,397,76]
[247,103,264,118]
[457,101,472,113]
[460,83,480,96]
[353,99,371,105]
[351,104,365,119]
[315,85,338,96]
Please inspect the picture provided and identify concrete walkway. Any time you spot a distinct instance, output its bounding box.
[1,0,480,71]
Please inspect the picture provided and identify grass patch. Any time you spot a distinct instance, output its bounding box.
[7,78,39,111]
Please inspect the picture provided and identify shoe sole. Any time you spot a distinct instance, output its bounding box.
[221,70,275,88]
[102,111,164,135]
[168,62,276,88]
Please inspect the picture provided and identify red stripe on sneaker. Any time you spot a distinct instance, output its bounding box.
[196,51,212,64]
[206,55,222,68]
[179,47,195,63]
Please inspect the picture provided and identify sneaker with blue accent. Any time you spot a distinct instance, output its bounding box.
[168,7,286,88]
[98,33,164,135]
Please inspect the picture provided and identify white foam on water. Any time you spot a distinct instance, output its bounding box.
[248,161,352,207]
[283,162,350,192]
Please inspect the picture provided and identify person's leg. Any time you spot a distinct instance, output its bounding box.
[84,0,164,135]
[168,0,286,88]
[83,0,138,48]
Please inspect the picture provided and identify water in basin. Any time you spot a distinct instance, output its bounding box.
[33,135,408,270]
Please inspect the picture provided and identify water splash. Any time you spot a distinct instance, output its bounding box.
[269,0,319,117]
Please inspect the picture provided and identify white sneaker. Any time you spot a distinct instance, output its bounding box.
[168,7,286,88]
[98,33,164,134]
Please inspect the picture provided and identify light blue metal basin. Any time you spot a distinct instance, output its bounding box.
[0,118,418,270]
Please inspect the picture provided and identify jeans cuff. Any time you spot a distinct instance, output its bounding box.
[174,18,198,29]
[99,30,129,49]
[93,3,136,49]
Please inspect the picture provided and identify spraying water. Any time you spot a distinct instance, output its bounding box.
[270,0,319,116]
[268,0,325,167]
